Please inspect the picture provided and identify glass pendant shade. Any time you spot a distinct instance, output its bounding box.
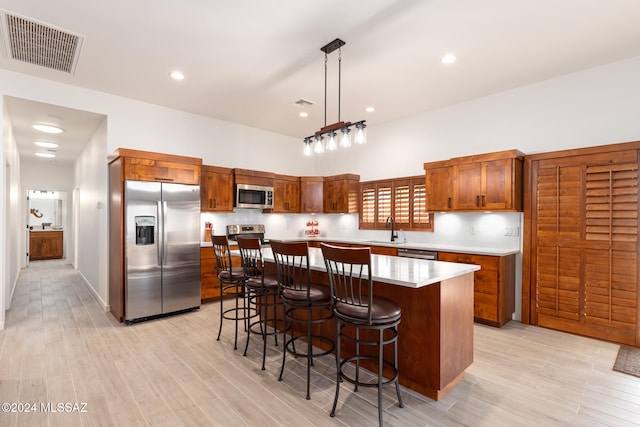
[314,134,325,153]
[303,138,313,156]
[327,131,337,151]
[340,126,351,147]
[354,122,367,144]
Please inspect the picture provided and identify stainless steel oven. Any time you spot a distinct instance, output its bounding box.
[234,184,274,209]
[227,224,266,244]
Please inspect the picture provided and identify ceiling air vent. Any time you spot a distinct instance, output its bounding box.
[0,10,84,74]
[294,98,314,107]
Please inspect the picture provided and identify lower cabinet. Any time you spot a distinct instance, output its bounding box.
[29,231,63,261]
[438,251,515,327]
[200,246,242,302]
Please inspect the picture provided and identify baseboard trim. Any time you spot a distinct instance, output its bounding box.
[77,271,109,312]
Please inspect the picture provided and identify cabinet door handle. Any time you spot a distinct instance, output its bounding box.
[209,199,212,209]
[481,195,486,207]
[476,195,480,207]
[213,199,217,208]
[447,197,451,209]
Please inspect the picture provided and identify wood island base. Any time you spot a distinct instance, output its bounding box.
[264,261,475,400]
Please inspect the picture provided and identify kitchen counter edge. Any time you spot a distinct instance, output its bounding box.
[201,237,518,256]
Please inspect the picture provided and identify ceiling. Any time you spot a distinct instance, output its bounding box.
[3,0,640,165]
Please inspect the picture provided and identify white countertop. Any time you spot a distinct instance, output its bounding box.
[300,237,519,256]
[204,237,519,256]
[259,247,480,289]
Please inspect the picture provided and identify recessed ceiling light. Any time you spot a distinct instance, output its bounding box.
[170,71,185,80]
[365,107,375,113]
[33,124,64,134]
[441,53,457,64]
[299,111,308,118]
[35,152,56,158]
[34,141,59,148]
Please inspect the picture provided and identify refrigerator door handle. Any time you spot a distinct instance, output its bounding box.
[162,201,168,265]
[157,201,163,266]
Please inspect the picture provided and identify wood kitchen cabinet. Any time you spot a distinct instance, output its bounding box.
[323,174,360,214]
[271,174,301,213]
[424,160,452,211]
[424,149,524,212]
[438,251,515,327]
[116,149,201,185]
[201,165,234,212]
[524,142,639,346]
[300,176,323,213]
[200,245,242,303]
[29,230,63,260]
[233,168,275,186]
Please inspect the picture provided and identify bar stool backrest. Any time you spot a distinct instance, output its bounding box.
[211,234,235,275]
[237,237,264,283]
[321,243,374,324]
[270,240,312,300]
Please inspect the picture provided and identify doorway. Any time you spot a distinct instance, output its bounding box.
[27,189,67,263]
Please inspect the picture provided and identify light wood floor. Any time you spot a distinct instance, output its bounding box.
[1,261,639,426]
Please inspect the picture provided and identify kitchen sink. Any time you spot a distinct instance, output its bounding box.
[361,240,405,245]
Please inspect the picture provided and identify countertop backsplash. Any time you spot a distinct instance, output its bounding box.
[200,209,522,253]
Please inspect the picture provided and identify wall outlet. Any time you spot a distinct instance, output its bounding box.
[504,226,520,236]
[470,225,476,235]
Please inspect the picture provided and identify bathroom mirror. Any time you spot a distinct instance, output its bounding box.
[28,190,65,229]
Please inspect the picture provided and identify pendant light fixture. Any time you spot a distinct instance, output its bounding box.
[303,38,366,156]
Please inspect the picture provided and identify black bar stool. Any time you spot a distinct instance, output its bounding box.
[212,234,251,350]
[270,240,334,400]
[236,237,282,370]
[320,243,403,427]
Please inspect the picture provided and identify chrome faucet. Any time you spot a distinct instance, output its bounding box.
[385,216,398,242]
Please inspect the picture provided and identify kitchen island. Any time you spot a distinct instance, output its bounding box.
[260,246,480,400]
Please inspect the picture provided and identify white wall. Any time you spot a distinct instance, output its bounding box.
[1,96,22,327]
[311,55,640,322]
[315,55,640,180]
[74,118,109,308]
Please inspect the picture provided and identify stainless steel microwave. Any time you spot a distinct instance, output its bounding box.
[234,184,274,209]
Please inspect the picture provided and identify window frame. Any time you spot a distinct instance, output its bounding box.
[358,175,434,232]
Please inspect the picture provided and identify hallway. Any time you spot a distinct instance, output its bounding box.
[0,261,638,426]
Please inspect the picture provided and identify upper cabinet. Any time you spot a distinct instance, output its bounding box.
[271,174,301,213]
[424,160,452,211]
[323,174,360,214]
[201,165,234,212]
[424,149,524,212]
[111,148,202,185]
[300,177,324,214]
[233,168,275,186]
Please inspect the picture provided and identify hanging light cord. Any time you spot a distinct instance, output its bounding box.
[324,52,328,128]
[338,47,342,123]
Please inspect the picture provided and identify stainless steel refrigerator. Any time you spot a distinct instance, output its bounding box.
[124,180,201,322]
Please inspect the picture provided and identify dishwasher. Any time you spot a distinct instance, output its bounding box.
[397,248,438,260]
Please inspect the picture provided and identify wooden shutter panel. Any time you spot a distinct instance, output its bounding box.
[394,183,410,226]
[585,163,638,244]
[412,181,430,226]
[377,185,392,224]
[360,186,376,228]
